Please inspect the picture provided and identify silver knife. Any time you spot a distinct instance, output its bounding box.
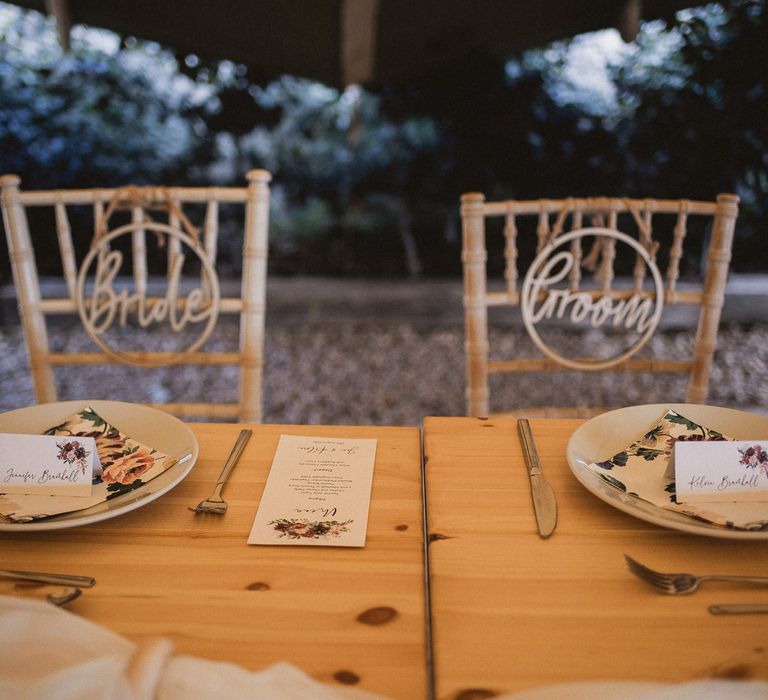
[709,604,768,615]
[518,419,558,538]
[0,568,95,587]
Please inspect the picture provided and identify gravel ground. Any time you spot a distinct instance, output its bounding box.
[1,316,766,425]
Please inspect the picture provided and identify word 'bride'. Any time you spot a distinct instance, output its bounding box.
[86,249,214,333]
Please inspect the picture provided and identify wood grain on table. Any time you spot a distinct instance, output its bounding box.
[424,416,768,700]
[0,423,427,699]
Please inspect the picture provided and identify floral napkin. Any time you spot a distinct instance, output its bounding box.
[0,406,176,523]
[587,408,768,532]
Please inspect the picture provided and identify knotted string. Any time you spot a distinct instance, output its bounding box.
[92,186,201,247]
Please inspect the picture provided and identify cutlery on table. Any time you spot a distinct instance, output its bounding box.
[11,585,84,607]
[1,570,87,607]
[189,428,252,514]
[625,555,768,595]
[45,587,82,606]
[709,604,768,615]
[517,418,557,538]
[0,568,95,587]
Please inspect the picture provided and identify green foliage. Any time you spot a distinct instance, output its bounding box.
[0,7,209,187]
[615,1,767,191]
[613,1,767,263]
[666,411,703,431]
[633,447,666,461]
[242,80,439,194]
[0,1,765,275]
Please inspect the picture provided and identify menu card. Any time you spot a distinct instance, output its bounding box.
[0,434,100,496]
[248,435,377,547]
[675,440,768,503]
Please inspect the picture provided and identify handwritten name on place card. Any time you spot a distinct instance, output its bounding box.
[675,440,768,503]
[248,435,377,547]
[0,434,99,497]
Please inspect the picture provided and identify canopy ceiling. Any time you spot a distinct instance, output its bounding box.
[11,0,706,87]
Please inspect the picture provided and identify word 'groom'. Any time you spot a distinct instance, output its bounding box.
[523,251,656,332]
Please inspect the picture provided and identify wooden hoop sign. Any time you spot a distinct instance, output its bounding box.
[75,222,220,367]
[520,227,664,371]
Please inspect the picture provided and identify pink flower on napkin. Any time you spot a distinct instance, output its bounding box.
[101,447,157,486]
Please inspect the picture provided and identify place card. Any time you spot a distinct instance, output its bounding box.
[248,435,377,547]
[0,433,100,497]
[675,440,768,503]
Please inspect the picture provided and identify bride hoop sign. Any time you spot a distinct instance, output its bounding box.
[520,227,664,370]
[75,221,221,367]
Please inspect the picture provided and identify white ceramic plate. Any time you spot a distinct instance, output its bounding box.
[567,403,768,540]
[0,400,198,531]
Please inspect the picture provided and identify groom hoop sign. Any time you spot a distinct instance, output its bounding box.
[520,227,664,371]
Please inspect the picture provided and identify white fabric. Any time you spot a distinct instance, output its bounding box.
[494,680,768,700]
[2,595,767,700]
[0,595,384,700]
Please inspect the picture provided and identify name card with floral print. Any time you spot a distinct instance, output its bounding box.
[248,435,377,547]
[0,434,100,496]
[675,440,768,504]
[1,407,177,524]
[586,408,768,531]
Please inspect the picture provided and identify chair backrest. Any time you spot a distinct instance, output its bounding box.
[1,170,271,422]
[460,194,739,417]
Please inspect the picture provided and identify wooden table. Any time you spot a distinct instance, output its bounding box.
[0,423,427,699]
[424,417,768,700]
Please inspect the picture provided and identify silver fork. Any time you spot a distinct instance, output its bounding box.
[625,554,768,595]
[189,429,252,514]
[14,586,83,606]
[46,587,82,606]
[2,570,88,606]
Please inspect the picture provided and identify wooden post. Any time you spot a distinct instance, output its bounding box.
[239,169,271,422]
[341,0,379,85]
[618,0,642,42]
[0,174,57,403]
[46,0,71,52]
[688,193,739,403]
[461,192,489,416]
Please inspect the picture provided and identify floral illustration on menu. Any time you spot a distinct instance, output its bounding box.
[269,518,353,540]
[56,440,90,474]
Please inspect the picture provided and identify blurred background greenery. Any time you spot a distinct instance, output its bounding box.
[1,0,765,278]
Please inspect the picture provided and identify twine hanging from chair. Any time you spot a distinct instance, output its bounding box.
[92,186,201,248]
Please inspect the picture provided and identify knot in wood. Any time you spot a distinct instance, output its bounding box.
[333,670,361,685]
[454,689,498,700]
[356,606,398,626]
[245,582,270,591]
